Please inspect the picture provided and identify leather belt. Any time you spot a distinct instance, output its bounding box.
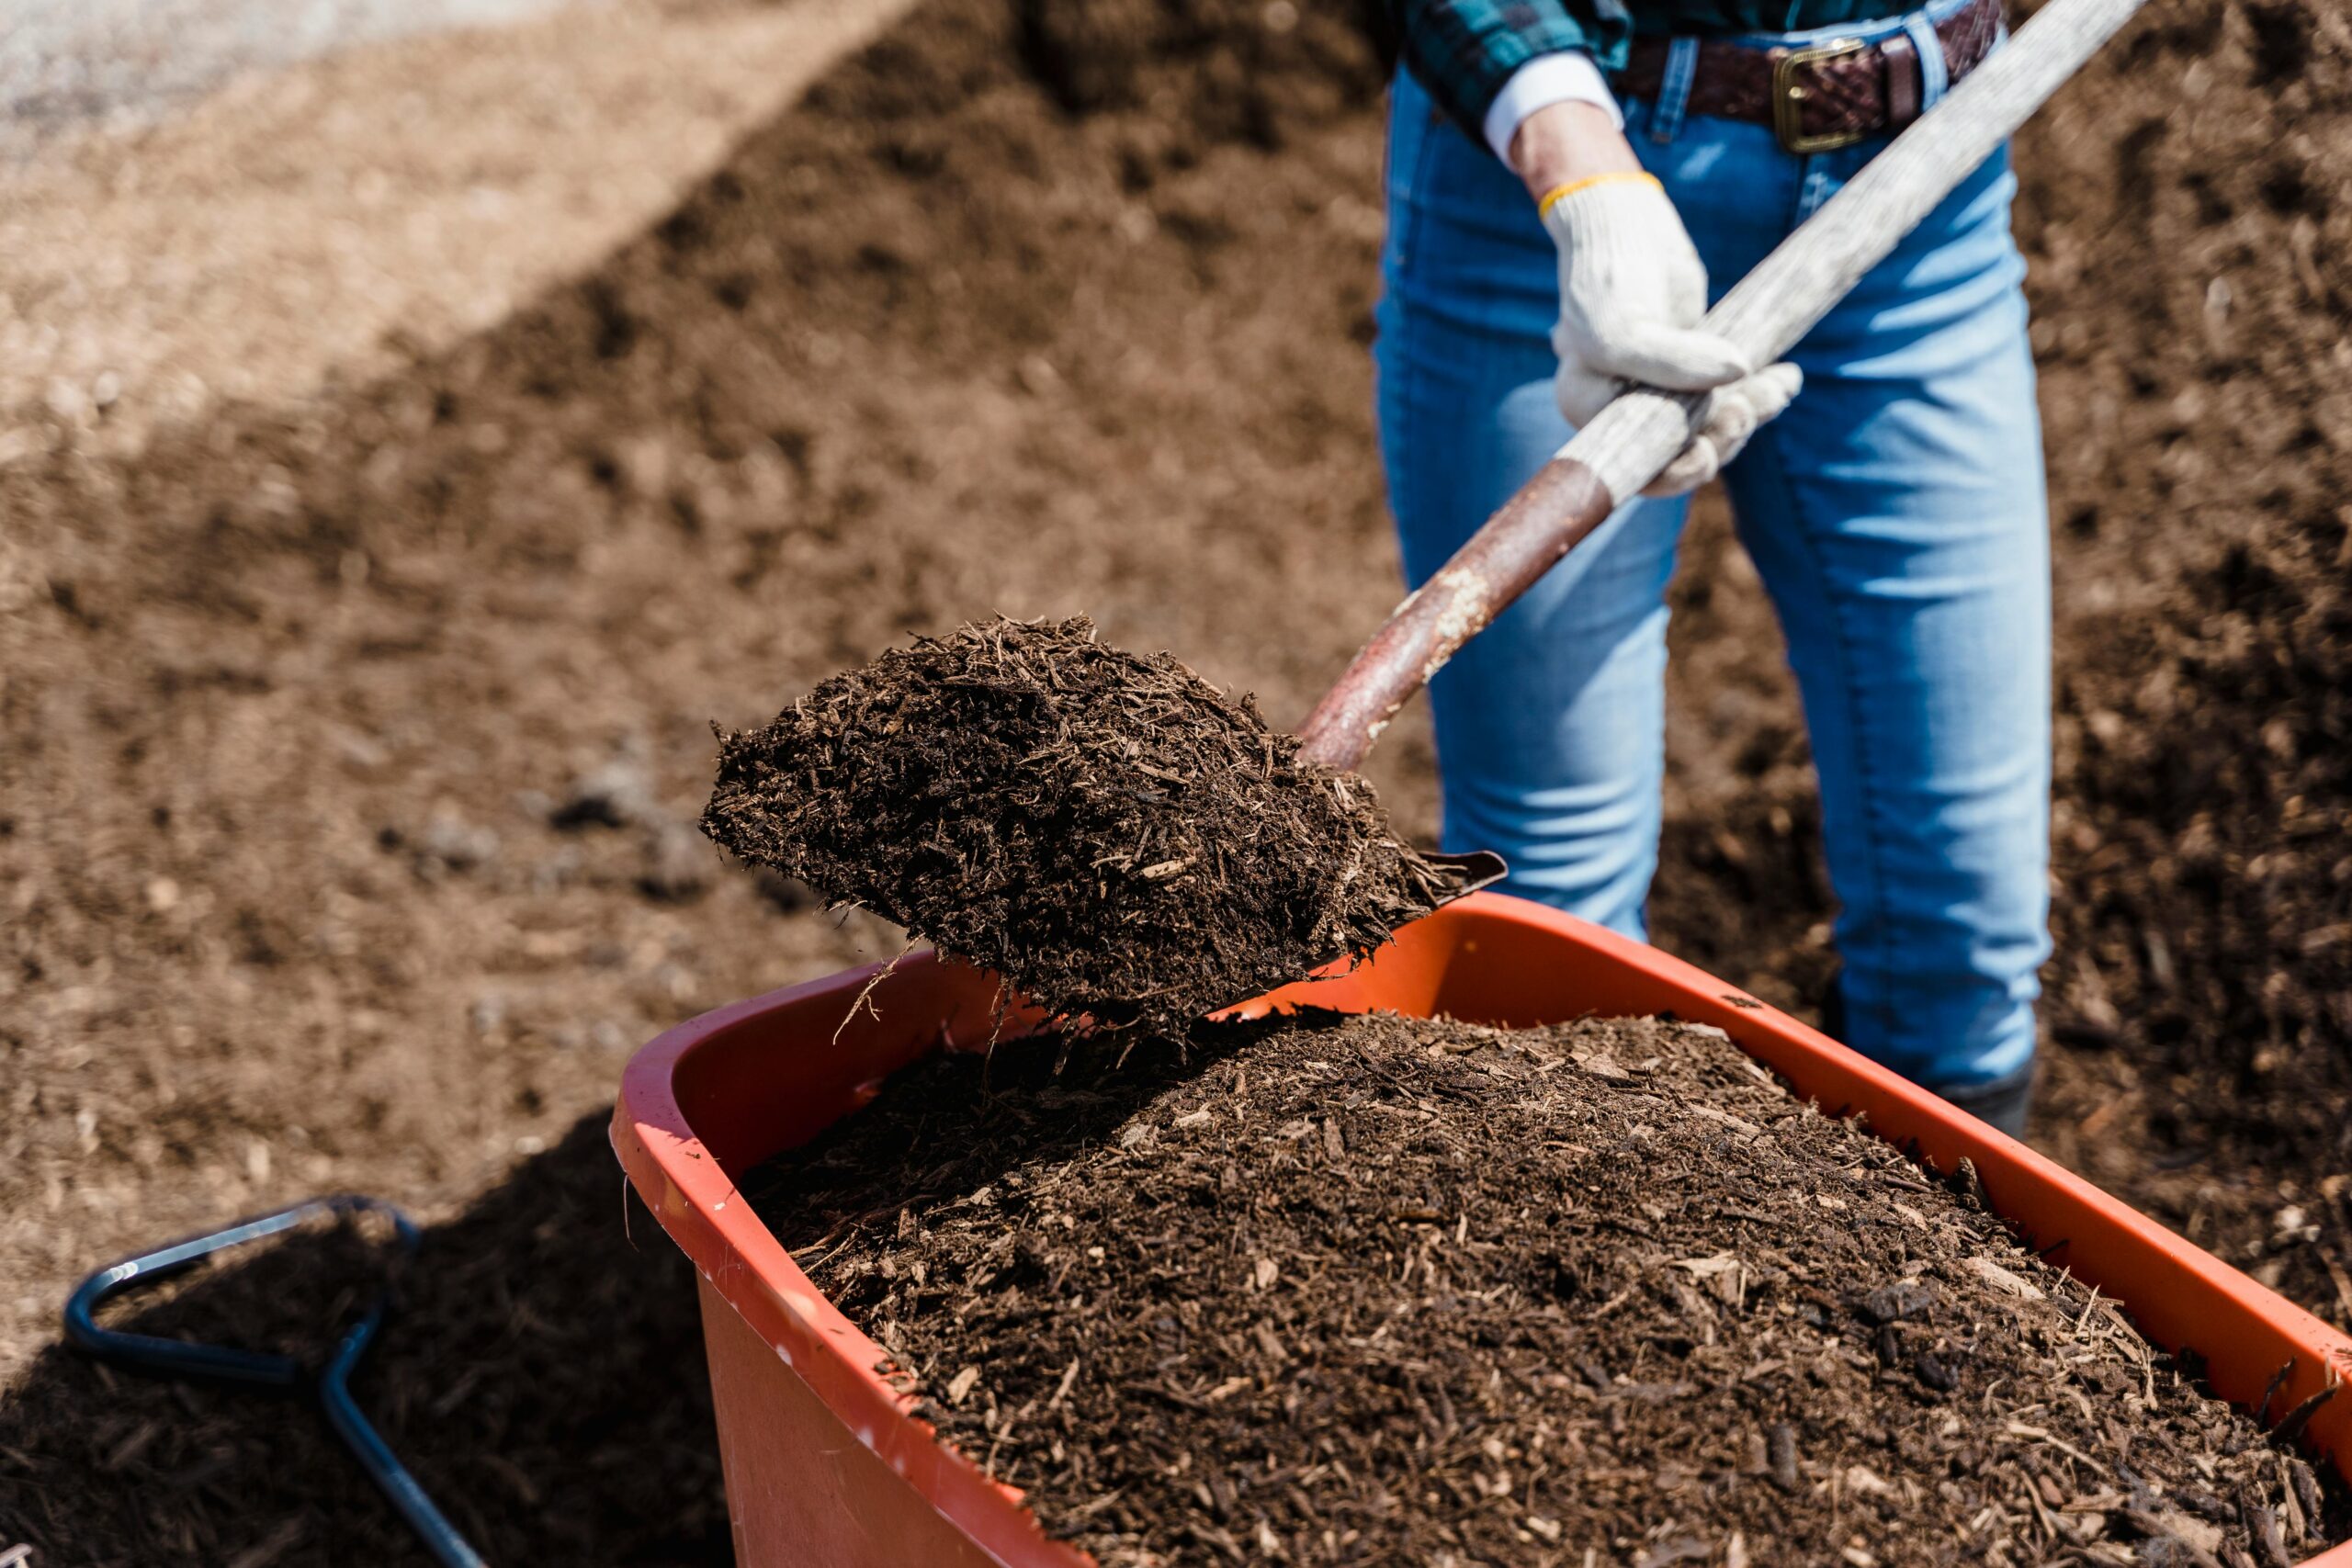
[1614,0,2005,155]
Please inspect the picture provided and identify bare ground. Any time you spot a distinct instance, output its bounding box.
[1,0,2347,1561]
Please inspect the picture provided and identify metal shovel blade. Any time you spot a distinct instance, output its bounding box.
[1427,849,1510,906]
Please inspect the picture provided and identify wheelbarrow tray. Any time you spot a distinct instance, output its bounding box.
[611,891,2352,1567]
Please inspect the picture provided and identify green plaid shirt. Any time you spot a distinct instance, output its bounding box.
[1392,0,1914,147]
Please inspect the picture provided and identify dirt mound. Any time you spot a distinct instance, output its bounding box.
[754,1010,2345,1566]
[6,0,2352,1558]
[995,0,1389,129]
[2020,0,2352,1190]
[0,0,1449,1548]
[704,615,1467,1029]
[0,0,1419,1421]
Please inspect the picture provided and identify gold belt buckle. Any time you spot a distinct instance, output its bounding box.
[1772,36,1872,155]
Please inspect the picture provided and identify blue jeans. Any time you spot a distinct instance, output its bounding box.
[1374,9,2051,1093]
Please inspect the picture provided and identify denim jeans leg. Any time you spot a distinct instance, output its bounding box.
[1374,56,2052,1095]
[1723,148,2052,1092]
[1375,73,1690,941]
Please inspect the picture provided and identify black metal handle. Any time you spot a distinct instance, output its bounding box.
[64,1194,405,1387]
[64,1195,488,1568]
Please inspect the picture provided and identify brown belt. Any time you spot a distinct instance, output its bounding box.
[1614,0,2005,155]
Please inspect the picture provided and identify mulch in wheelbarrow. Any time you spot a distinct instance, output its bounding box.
[750,1010,2347,1568]
[702,615,1476,1033]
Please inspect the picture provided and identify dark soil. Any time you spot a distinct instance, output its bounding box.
[704,615,1468,1030]
[0,1115,726,1564]
[6,0,2352,1561]
[754,1010,2346,1567]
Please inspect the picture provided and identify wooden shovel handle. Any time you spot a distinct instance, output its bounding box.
[1295,0,2148,773]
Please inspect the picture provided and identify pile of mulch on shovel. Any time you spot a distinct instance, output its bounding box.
[703,616,1472,1030]
[751,1011,2347,1567]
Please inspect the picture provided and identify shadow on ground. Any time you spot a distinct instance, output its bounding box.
[0,1113,729,1566]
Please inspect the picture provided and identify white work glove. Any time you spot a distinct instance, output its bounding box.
[1540,172,1803,497]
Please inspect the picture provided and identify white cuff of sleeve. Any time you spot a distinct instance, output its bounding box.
[1481,51,1623,165]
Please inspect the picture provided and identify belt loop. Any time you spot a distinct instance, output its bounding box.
[1648,37,1702,145]
[1902,13,1951,108]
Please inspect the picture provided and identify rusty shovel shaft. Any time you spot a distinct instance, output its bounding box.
[1295,0,2149,773]
[1295,456,1619,769]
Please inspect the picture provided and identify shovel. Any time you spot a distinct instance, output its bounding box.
[1295,0,2148,818]
[708,0,2149,1030]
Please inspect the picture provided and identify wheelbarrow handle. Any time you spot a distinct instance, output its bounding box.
[63,1193,416,1389]
[320,1300,492,1568]
[64,1194,488,1568]
[1295,0,2150,773]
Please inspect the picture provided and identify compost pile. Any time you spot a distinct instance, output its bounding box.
[703,616,1471,1029]
[753,1010,2346,1567]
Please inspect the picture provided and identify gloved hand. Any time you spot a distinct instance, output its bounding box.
[1540,172,1803,497]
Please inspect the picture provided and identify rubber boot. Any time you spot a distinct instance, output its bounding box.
[1929,1061,2036,1141]
[1816,973,2035,1140]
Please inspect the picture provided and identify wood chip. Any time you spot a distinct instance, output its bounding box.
[1967,1257,2047,1300]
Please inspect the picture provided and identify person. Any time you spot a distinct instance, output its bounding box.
[1376,0,2046,1134]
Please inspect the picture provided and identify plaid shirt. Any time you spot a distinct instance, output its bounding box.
[1392,0,1912,148]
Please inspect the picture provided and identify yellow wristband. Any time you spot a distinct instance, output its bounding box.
[1535,171,1661,219]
